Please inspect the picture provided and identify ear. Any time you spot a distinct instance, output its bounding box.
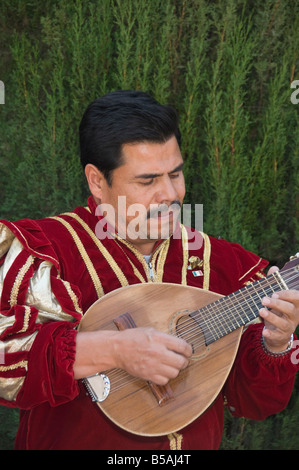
[84,164,106,201]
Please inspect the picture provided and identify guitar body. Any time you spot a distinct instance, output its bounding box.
[79,283,243,436]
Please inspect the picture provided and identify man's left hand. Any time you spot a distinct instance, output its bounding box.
[259,267,299,353]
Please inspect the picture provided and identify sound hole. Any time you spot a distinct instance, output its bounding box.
[174,312,209,359]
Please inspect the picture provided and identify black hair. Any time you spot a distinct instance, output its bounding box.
[79,90,181,185]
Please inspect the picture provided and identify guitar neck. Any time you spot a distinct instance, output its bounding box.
[191,267,299,346]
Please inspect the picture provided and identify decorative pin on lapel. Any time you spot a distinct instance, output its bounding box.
[188,256,204,277]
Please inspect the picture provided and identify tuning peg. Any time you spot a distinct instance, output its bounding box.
[290,253,299,260]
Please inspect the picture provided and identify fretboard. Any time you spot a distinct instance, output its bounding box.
[191,267,299,346]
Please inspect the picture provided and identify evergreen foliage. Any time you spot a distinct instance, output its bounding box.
[0,0,298,450]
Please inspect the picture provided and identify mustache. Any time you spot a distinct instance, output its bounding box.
[147,201,182,219]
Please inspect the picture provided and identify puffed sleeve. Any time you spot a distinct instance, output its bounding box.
[0,222,83,409]
[223,322,299,420]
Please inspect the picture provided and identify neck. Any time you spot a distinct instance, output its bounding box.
[124,237,159,256]
[191,270,294,346]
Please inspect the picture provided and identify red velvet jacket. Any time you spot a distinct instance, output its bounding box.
[0,196,298,450]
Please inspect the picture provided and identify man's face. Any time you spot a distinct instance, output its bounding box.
[93,135,185,254]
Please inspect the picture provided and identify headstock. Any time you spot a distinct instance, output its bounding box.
[281,253,299,272]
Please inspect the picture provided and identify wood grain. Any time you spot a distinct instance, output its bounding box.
[79,283,242,436]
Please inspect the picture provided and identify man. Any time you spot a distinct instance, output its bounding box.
[0,90,298,450]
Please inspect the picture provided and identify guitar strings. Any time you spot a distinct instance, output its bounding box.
[93,268,299,393]
[186,279,298,347]
[167,276,272,344]
[166,268,299,346]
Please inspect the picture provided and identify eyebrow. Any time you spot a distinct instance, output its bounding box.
[135,162,184,180]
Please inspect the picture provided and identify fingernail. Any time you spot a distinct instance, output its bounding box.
[260,308,268,317]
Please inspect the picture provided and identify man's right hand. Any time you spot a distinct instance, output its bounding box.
[111,327,192,385]
[74,327,192,385]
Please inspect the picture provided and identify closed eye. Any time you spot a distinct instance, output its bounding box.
[135,162,184,186]
[139,178,155,186]
[139,173,180,185]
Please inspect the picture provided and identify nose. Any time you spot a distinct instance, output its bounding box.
[155,175,179,204]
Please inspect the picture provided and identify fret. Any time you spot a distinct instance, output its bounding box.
[222,294,246,333]
[248,282,267,313]
[216,298,234,334]
[196,293,248,345]
[237,284,257,321]
[205,302,225,340]
[231,291,251,323]
[263,277,276,295]
[210,297,237,335]
[225,288,257,326]
[252,277,274,300]
[273,270,289,290]
[196,304,221,343]
[204,304,222,343]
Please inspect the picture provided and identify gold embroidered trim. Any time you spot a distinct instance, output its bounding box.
[60,279,83,315]
[17,306,31,334]
[255,271,266,279]
[115,236,169,283]
[200,232,211,291]
[60,213,129,289]
[115,237,154,282]
[9,255,35,307]
[167,432,183,450]
[243,270,265,286]
[125,257,146,283]
[8,223,58,266]
[181,225,189,285]
[152,238,170,283]
[0,360,27,372]
[114,237,147,282]
[50,216,104,298]
[109,236,146,283]
[238,258,263,281]
[180,228,211,289]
